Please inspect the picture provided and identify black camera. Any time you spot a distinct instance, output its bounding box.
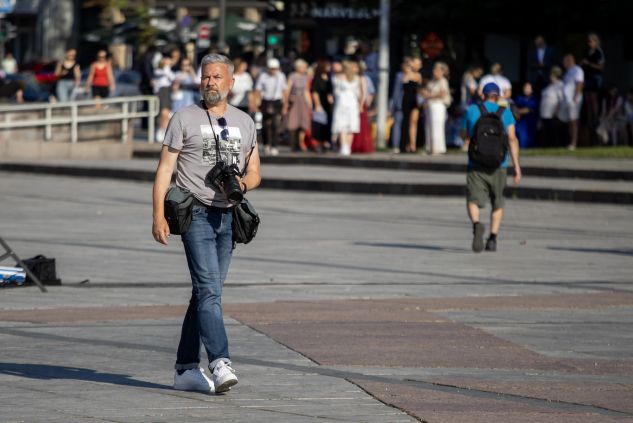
[205,161,243,205]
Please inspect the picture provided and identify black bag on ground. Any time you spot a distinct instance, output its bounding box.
[164,186,194,235]
[468,103,508,169]
[20,255,62,286]
[232,197,260,246]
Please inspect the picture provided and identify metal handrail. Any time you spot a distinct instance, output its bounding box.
[0,96,159,143]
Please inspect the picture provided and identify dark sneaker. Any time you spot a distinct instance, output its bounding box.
[472,222,485,253]
[485,237,497,252]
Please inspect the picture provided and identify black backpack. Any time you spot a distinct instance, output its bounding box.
[468,103,508,169]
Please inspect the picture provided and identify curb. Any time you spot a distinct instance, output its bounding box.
[133,151,633,181]
[2,163,631,204]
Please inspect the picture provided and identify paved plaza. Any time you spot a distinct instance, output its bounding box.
[1,171,632,422]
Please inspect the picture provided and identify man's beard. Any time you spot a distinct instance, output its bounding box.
[202,88,229,107]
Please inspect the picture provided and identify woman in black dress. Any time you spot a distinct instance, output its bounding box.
[400,57,422,153]
[582,33,605,130]
[311,60,334,152]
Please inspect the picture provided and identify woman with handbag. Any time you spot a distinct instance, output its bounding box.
[311,59,334,153]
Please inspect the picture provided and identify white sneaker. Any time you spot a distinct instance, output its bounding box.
[212,361,238,393]
[339,144,351,156]
[270,147,279,156]
[263,145,271,156]
[174,368,215,393]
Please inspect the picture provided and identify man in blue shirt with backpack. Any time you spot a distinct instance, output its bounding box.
[461,82,522,252]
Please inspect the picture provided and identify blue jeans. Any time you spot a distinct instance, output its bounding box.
[175,206,233,371]
[56,79,75,103]
[390,110,403,149]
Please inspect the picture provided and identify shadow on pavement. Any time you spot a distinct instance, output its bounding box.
[0,362,171,390]
[354,241,468,252]
[548,246,633,257]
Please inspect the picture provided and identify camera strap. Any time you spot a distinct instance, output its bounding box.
[203,104,222,165]
[203,101,255,178]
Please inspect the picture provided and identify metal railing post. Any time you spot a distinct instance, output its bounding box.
[148,97,155,144]
[44,105,52,141]
[71,103,78,143]
[121,101,129,143]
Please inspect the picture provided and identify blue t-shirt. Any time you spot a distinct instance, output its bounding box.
[463,101,515,168]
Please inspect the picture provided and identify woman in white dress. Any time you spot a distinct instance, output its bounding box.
[229,58,254,114]
[423,62,451,155]
[332,61,365,155]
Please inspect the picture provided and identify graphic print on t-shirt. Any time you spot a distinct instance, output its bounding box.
[201,125,242,167]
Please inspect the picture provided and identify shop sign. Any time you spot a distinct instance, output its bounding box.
[420,32,444,60]
[289,2,379,20]
[196,22,214,49]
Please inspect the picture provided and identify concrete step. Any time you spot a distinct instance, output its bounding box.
[132,145,633,181]
[1,158,631,204]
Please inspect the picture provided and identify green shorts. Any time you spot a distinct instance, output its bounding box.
[467,167,507,210]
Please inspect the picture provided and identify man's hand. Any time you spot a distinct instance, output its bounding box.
[152,216,171,245]
[513,166,522,185]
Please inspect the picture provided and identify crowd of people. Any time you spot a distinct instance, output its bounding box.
[137,33,633,156]
[2,31,633,151]
[136,45,377,154]
[473,34,632,149]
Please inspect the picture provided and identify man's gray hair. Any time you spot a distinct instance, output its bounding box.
[200,53,234,75]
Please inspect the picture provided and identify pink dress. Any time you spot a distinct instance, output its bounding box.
[286,73,311,131]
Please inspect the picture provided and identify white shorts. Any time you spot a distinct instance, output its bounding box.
[558,96,583,122]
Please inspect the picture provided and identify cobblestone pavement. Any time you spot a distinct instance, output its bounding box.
[1,172,632,422]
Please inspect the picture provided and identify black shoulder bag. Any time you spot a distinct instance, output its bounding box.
[164,185,194,235]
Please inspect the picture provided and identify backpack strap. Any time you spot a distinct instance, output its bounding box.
[477,102,487,116]
[495,105,506,118]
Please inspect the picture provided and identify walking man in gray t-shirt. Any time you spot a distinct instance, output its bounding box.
[152,53,261,394]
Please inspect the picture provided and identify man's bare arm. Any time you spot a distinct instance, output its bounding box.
[240,146,261,193]
[152,145,179,245]
[506,124,522,184]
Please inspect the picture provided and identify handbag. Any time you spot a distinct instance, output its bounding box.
[19,255,62,286]
[312,109,328,125]
[232,197,260,246]
[164,186,194,235]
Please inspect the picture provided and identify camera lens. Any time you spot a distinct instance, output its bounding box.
[223,174,243,205]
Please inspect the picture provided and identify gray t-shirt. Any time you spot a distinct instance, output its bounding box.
[163,102,257,207]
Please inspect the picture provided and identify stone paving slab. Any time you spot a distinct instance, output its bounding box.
[351,380,633,423]
[0,316,416,423]
[1,172,632,422]
[1,172,631,297]
[227,298,633,422]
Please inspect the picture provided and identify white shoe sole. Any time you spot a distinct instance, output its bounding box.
[215,377,238,393]
[173,383,213,392]
[173,370,214,393]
